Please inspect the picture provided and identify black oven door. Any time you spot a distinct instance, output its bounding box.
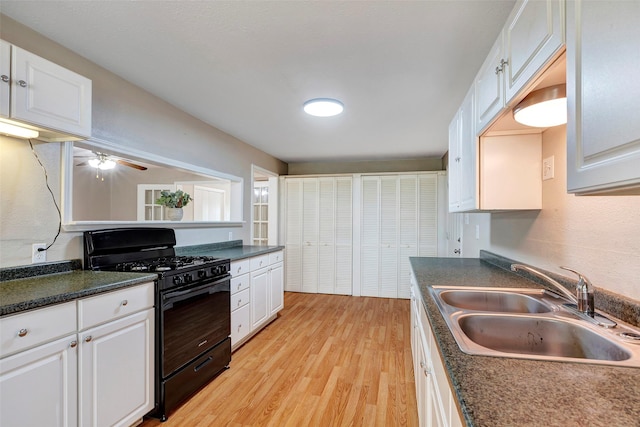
[161,274,230,377]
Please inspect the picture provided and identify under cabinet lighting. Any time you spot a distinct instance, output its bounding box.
[0,121,39,139]
[303,98,344,117]
[513,84,567,128]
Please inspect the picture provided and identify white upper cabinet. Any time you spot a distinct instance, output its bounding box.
[0,40,10,118]
[504,0,565,102]
[449,86,478,212]
[0,40,91,140]
[474,0,565,134]
[475,32,505,134]
[566,0,640,194]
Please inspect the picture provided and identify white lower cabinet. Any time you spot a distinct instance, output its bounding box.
[79,308,154,427]
[231,251,284,351]
[250,267,269,329]
[0,334,78,427]
[411,280,463,427]
[0,281,154,427]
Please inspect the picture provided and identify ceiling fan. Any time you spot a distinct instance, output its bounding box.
[75,152,148,171]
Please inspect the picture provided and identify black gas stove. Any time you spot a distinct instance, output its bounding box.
[84,228,231,420]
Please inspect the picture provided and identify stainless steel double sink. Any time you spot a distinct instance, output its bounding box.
[429,286,640,367]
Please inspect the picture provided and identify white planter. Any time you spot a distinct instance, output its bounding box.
[166,207,183,221]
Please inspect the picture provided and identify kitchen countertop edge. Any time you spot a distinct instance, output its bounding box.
[1,269,157,317]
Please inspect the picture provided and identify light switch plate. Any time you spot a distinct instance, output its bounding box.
[542,156,555,180]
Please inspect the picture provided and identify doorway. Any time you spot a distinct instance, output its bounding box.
[251,165,279,245]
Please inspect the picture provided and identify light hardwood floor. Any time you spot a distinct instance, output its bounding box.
[141,292,418,427]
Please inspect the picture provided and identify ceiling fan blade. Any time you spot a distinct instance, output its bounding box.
[117,159,148,170]
[76,161,88,167]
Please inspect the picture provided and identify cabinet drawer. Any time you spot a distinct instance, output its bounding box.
[250,254,269,271]
[230,259,250,277]
[231,274,250,295]
[0,302,76,358]
[231,288,250,311]
[78,282,154,330]
[269,251,284,264]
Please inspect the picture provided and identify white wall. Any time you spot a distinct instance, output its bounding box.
[488,125,640,301]
[0,15,287,268]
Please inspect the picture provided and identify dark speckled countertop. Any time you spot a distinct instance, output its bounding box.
[0,261,156,317]
[175,240,284,261]
[410,254,640,427]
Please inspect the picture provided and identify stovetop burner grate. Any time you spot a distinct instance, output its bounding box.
[113,255,221,273]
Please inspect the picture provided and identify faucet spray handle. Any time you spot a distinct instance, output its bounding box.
[560,266,594,316]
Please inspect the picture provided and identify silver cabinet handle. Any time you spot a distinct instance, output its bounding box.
[237,299,242,307]
[454,249,461,254]
[237,283,242,290]
[70,340,78,348]
[0,75,9,83]
[18,328,28,337]
[17,80,27,88]
[84,335,92,343]
[121,300,128,306]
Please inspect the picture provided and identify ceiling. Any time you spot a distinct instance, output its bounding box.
[0,1,516,163]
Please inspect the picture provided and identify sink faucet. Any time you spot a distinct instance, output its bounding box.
[510,264,594,317]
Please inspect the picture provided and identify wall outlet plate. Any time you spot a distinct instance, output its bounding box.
[543,156,555,180]
[32,243,47,263]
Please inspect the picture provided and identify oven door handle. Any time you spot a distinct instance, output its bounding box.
[162,274,230,309]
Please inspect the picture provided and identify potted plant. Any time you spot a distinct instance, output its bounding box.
[156,190,193,221]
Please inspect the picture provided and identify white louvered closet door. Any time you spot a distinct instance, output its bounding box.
[399,175,418,299]
[284,179,302,292]
[360,173,439,299]
[301,179,319,293]
[418,174,438,257]
[317,178,336,294]
[361,176,380,297]
[334,177,353,295]
[284,176,353,295]
[379,176,399,298]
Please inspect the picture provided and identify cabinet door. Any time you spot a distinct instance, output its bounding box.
[475,31,505,134]
[447,112,461,212]
[269,262,284,316]
[0,335,78,427]
[231,304,251,349]
[0,40,9,118]
[567,0,640,194]
[11,46,91,137]
[79,309,154,427]
[504,0,565,102]
[449,86,477,213]
[250,268,269,329]
[457,87,477,211]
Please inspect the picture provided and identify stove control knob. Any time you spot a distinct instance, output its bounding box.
[173,276,184,285]
[198,270,207,278]
[184,273,192,283]
[211,266,219,275]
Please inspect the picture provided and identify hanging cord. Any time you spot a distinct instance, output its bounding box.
[28,138,62,251]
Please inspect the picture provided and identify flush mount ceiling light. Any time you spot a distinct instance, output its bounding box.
[88,154,116,170]
[513,84,567,128]
[303,98,344,117]
[0,121,40,139]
